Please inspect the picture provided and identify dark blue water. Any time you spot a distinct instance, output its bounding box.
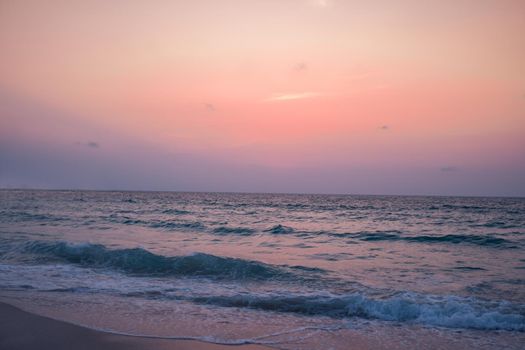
[1,190,524,349]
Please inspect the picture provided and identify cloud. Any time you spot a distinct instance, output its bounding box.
[266,92,321,102]
[441,166,459,172]
[293,62,308,72]
[204,103,215,112]
[378,125,389,130]
[76,141,99,148]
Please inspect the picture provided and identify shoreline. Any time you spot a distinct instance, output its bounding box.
[0,302,272,350]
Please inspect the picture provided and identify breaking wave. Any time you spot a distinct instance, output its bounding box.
[5,241,294,280]
[189,292,525,331]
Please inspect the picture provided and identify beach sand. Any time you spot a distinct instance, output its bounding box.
[0,302,271,350]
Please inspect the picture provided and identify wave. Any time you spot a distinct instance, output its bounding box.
[264,225,295,234]
[336,231,514,248]
[440,204,489,211]
[12,241,292,280]
[453,266,486,271]
[108,215,206,231]
[0,210,67,224]
[161,208,191,215]
[403,234,512,247]
[149,221,206,230]
[471,221,520,229]
[188,292,525,331]
[212,226,256,236]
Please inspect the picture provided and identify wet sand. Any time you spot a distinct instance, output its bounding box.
[0,302,271,350]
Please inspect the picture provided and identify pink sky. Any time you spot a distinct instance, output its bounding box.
[1,0,524,195]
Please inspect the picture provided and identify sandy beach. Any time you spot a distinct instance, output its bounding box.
[0,302,271,350]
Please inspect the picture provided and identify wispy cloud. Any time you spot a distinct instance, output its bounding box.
[76,141,100,148]
[204,103,215,112]
[378,125,389,131]
[441,166,459,172]
[310,0,332,8]
[266,92,321,102]
[293,62,308,72]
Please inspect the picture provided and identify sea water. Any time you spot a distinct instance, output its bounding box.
[0,190,524,349]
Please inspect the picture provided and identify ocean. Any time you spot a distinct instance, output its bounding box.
[0,189,524,349]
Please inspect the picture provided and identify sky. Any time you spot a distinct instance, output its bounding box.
[0,0,524,196]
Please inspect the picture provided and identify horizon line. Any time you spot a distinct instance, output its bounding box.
[1,187,523,200]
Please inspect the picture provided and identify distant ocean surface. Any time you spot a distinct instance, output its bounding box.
[1,190,524,349]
